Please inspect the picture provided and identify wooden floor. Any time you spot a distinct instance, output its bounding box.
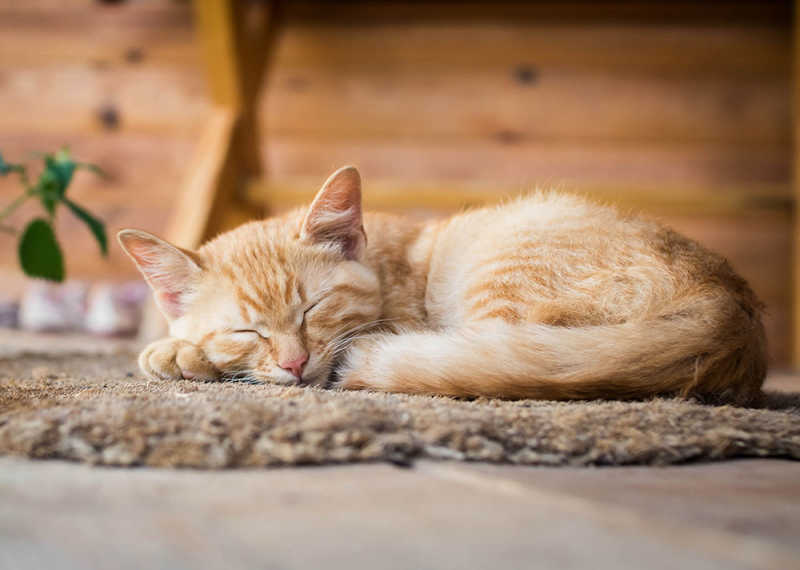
[1,457,798,570]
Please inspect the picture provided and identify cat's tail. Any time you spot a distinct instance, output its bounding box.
[340,294,767,405]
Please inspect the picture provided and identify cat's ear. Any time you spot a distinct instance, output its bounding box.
[301,165,366,259]
[117,229,202,321]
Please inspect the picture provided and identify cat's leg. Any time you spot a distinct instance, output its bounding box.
[138,338,219,381]
[333,334,393,391]
[335,330,469,395]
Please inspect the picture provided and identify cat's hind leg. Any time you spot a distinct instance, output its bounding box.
[334,329,494,397]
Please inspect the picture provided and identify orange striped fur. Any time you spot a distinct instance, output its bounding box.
[119,166,766,404]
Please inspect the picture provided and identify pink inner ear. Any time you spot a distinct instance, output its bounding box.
[317,185,359,214]
[155,290,185,320]
[144,264,193,321]
[304,205,365,259]
[119,231,199,321]
[302,167,365,258]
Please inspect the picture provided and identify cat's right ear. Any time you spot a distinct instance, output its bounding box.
[117,229,202,320]
[301,165,366,259]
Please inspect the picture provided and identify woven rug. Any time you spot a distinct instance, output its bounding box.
[1,353,798,468]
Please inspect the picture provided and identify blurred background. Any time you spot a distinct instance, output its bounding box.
[0,0,793,365]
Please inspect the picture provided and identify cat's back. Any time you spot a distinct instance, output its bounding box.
[424,191,749,328]
[431,191,661,271]
[442,191,645,240]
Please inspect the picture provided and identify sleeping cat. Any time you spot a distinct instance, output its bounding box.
[119,166,766,405]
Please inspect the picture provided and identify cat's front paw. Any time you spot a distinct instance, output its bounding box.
[138,338,219,381]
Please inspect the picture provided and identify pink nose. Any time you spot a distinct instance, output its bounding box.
[279,353,308,379]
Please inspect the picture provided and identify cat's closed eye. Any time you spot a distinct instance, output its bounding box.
[232,329,268,340]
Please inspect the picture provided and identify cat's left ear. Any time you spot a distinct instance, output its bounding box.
[301,165,366,259]
[117,229,202,321]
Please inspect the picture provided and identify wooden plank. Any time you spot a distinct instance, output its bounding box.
[259,138,791,199]
[0,2,197,68]
[0,1,190,25]
[0,5,788,145]
[0,65,209,135]
[283,1,791,25]
[2,63,787,145]
[0,16,787,76]
[0,132,196,203]
[248,176,792,217]
[263,68,790,146]
[272,23,790,76]
[2,0,789,24]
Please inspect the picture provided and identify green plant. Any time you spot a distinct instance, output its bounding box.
[0,148,107,282]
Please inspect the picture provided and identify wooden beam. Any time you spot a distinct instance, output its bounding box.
[192,0,282,180]
[164,108,238,248]
[193,0,243,110]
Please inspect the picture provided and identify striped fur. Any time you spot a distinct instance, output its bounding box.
[121,166,767,404]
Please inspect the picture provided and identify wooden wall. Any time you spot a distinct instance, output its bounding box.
[0,0,207,295]
[0,0,793,363]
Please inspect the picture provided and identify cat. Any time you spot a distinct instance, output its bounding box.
[119,165,767,405]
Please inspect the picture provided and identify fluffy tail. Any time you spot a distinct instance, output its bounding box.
[343,295,767,405]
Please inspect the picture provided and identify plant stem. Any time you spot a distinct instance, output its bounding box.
[0,190,32,223]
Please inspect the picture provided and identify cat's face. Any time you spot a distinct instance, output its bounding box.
[120,166,380,385]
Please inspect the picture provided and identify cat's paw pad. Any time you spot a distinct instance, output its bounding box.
[138,338,219,381]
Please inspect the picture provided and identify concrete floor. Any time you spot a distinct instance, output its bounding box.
[1,457,799,570]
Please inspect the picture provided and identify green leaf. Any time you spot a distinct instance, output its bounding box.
[48,148,77,194]
[34,167,61,216]
[18,218,64,282]
[63,198,107,256]
[32,149,78,215]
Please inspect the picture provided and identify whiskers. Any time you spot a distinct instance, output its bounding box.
[221,368,267,385]
[315,317,399,385]
[322,318,396,358]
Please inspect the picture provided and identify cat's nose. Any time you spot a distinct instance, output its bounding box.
[279,353,308,380]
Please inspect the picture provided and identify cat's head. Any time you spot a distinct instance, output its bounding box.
[118,166,381,386]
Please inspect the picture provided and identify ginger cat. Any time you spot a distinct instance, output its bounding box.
[119,166,766,405]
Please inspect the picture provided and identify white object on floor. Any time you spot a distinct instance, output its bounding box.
[17,280,148,336]
[84,281,148,336]
[19,280,88,332]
